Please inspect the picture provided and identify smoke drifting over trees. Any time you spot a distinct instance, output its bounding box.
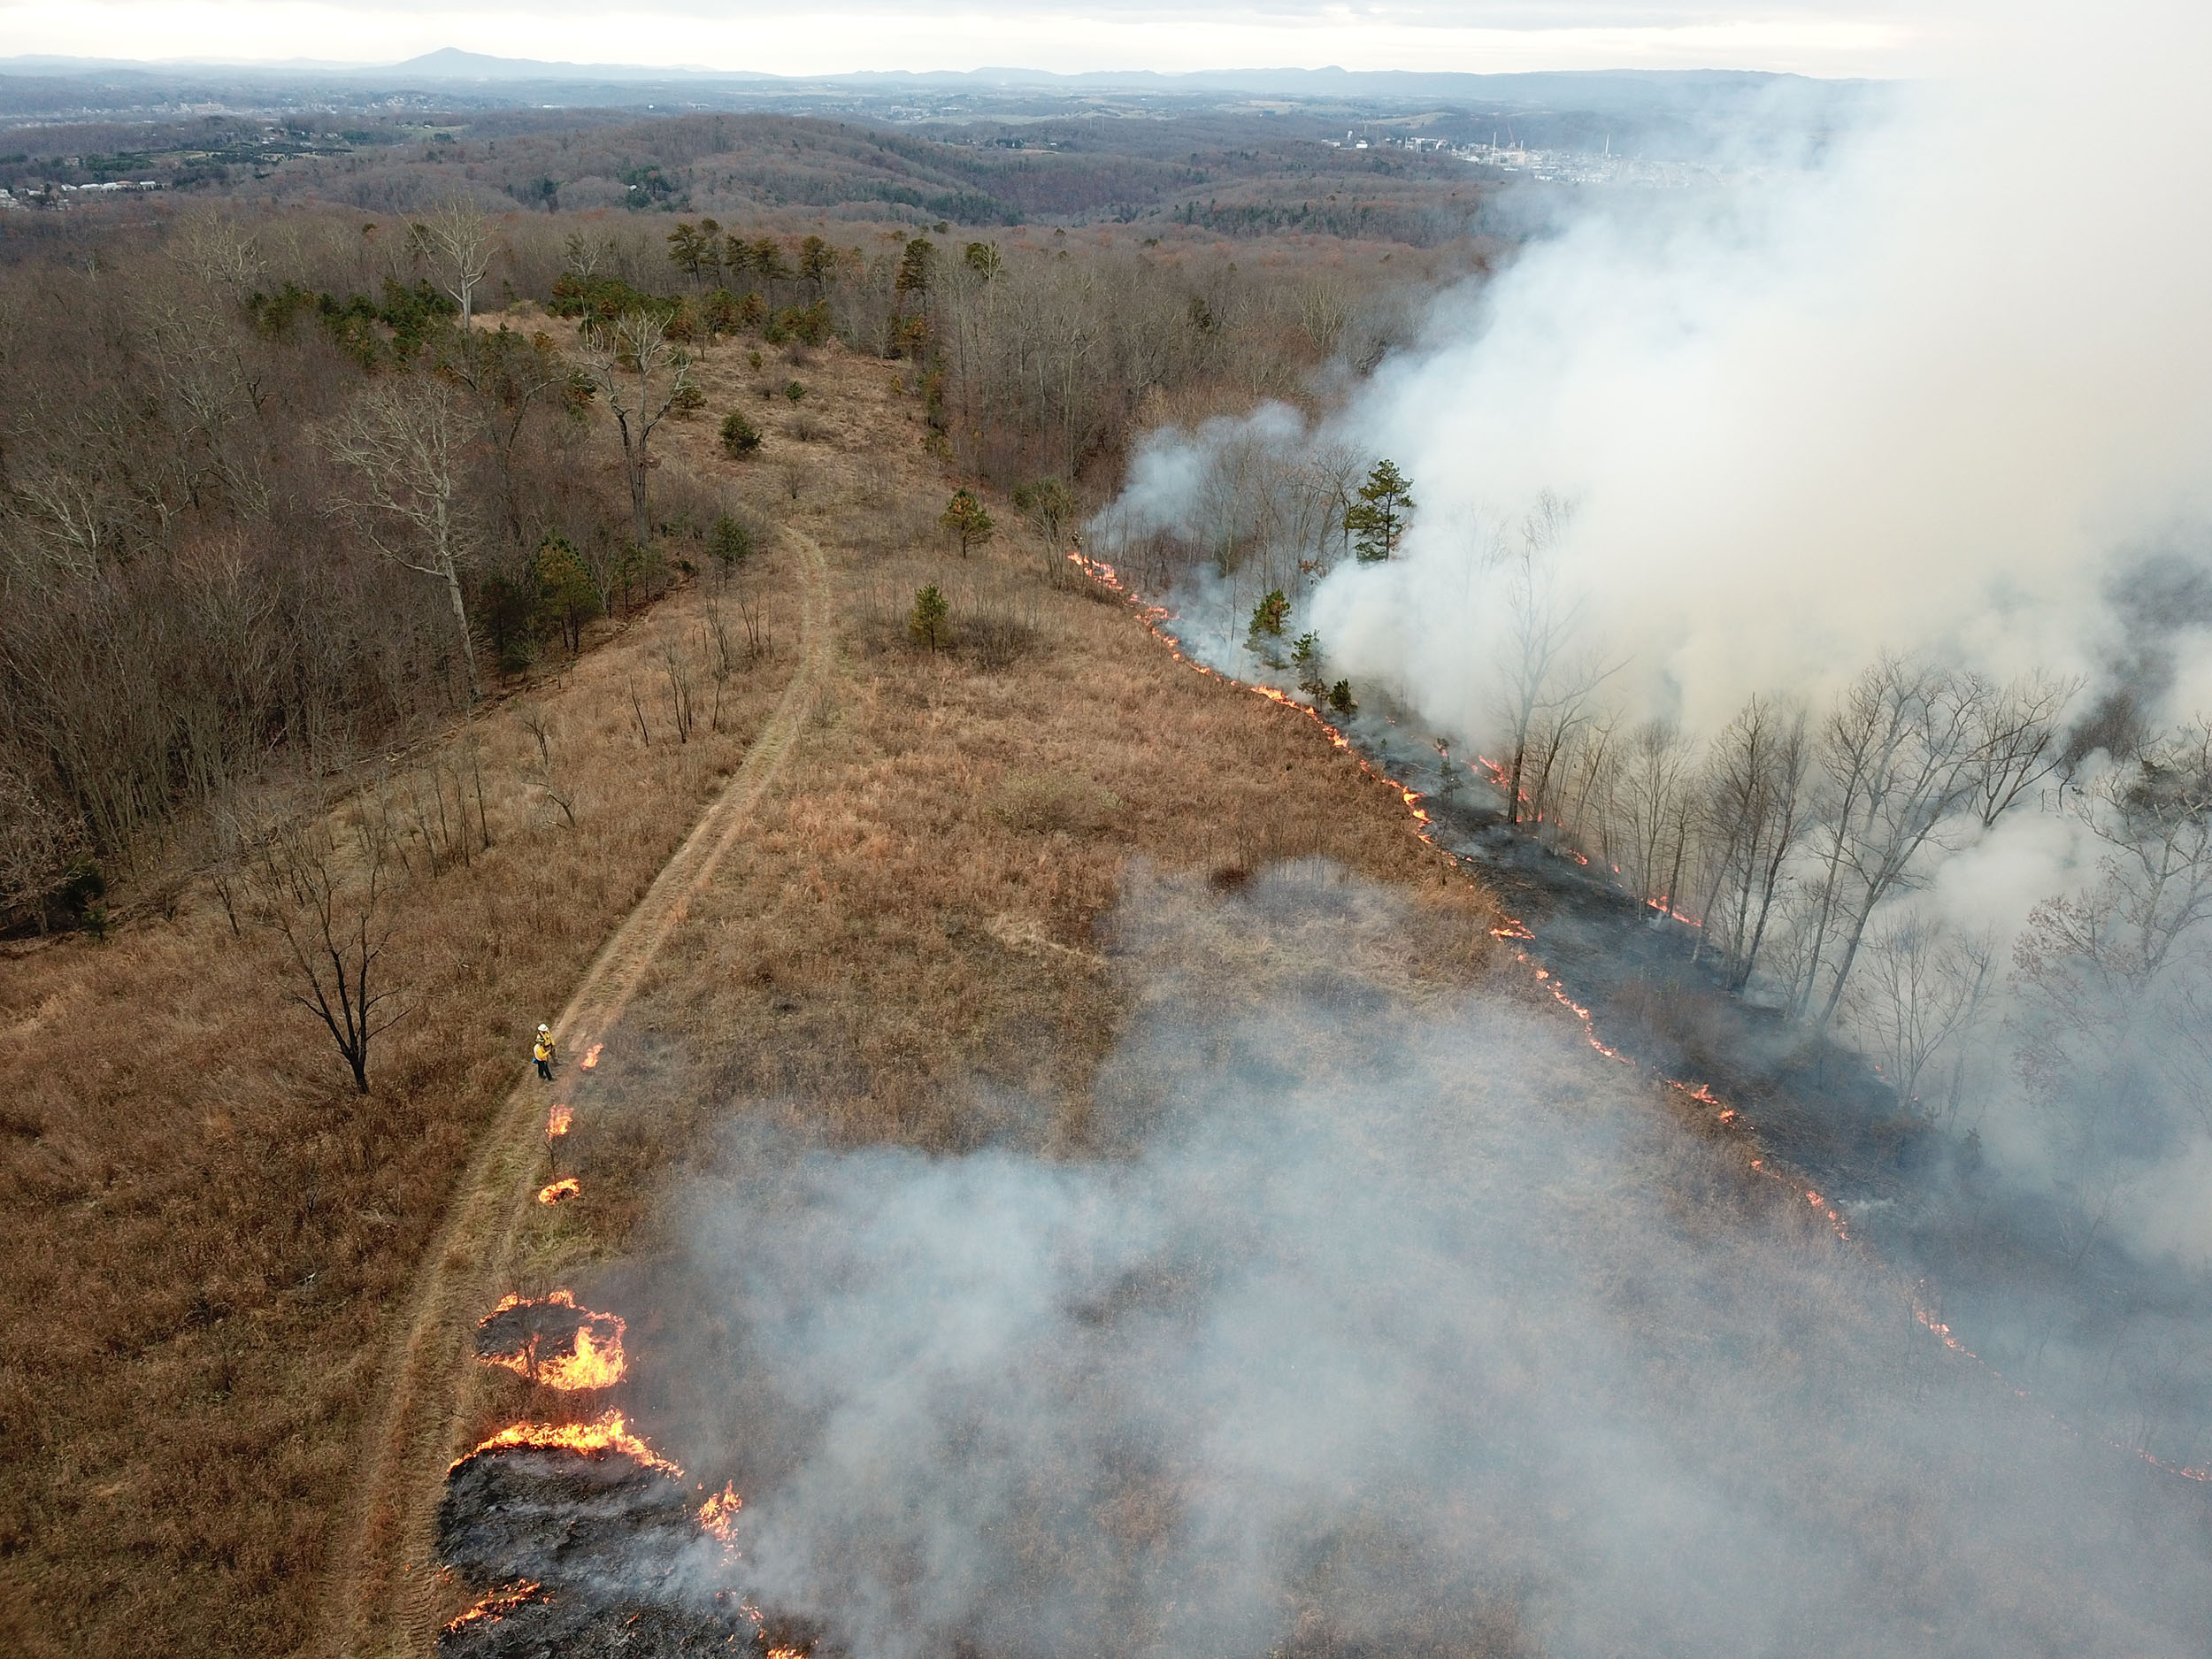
[1090,6,2212,1278]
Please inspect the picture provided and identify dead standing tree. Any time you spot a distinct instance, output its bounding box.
[578,309,693,549]
[325,374,484,702]
[246,809,407,1094]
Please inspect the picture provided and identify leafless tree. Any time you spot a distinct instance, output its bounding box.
[562,229,617,280]
[1846,910,1998,1115]
[1690,695,1811,995]
[0,762,85,930]
[325,374,483,701]
[1797,657,1992,1025]
[1491,501,1615,827]
[577,310,692,546]
[664,643,696,744]
[1618,718,1699,914]
[247,807,407,1094]
[1971,668,2080,826]
[415,197,494,329]
[172,208,269,294]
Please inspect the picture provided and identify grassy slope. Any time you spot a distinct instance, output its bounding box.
[0,321,1499,1657]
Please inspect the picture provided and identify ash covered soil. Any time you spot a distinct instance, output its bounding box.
[438,1443,752,1656]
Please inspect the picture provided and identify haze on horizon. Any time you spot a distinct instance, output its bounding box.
[3,1,1984,82]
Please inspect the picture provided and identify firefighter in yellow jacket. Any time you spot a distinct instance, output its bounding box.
[533,1022,556,1081]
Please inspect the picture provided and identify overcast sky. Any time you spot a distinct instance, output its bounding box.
[0,3,1980,80]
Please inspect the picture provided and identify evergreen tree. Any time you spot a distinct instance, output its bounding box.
[719,411,763,457]
[941,488,995,557]
[534,533,603,654]
[910,584,950,650]
[1345,458,1416,562]
[710,513,754,568]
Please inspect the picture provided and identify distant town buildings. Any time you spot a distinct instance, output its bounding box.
[2,180,162,209]
[1321,127,1752,189]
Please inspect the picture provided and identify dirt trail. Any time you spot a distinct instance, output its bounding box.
[329,529,830,1659]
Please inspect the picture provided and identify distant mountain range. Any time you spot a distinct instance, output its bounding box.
[0,47,1870,106]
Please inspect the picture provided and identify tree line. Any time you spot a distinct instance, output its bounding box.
[1097,426,2212,1207]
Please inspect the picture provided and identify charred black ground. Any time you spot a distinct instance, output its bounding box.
[436,1444,752,1657]
[1364,713,2212,1478]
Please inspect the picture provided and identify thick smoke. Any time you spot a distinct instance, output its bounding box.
[1110,29,2212,727]
[1087,7,2212,1269]
[628,868,2212,1658]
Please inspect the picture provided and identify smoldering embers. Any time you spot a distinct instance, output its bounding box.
[654,865,2211,1659]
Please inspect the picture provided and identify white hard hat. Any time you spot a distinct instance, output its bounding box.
[538,1022,551,1033]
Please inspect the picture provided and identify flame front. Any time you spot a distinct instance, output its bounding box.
[454,1410,680,1477]
[1067,547,2212,1494]
[547,1104,572,1137]
[538,1321,625,1389]
[580,1042,603,1070]
[443,1581,543,1635]
[699,1479,741,1546]
[476,1290,627,1389]
[537,1177,580,1205]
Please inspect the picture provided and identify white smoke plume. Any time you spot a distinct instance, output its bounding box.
[1327,8,2211,735]
[1087,4,2212,1262]
[630,867,2212,1658]
[1093,4,2212,731]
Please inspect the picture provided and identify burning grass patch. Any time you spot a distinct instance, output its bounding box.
[473,1291,627,1390]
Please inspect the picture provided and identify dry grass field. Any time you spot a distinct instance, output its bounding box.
[0,320,1506,1657]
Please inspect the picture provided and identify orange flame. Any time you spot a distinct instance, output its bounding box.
[453,1410,680,1476]
[539,1321,625,1389]
[443,1581,543,1635]
[1073,544,2212,1491]
[699,1479,741,1546]
[538,1177,580,1205]
[547,1105,572,1138]
[580,1042,603,1070]
[476,1290,627,1390]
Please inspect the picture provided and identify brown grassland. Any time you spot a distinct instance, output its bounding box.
[0,319,1509,1657]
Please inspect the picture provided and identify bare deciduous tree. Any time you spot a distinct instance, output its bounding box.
[415,196,494,329]
[1691,695,1811,995]
[1846,910,1998,1115]
[1492,500,1616,827]
[0,763,85,930]
[577,310,693,546]
[1798,657,1992,1025]
[1972,669,2080,826]
[247,809,407,1094]
[325,375,483,701]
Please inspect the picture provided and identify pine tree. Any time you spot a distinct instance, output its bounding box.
[719,410,762,457]
[534,533,603,654]
[910,584,950,650]
[1344,459,1416,562]
[941,488,995,557]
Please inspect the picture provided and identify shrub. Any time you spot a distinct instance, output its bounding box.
[719,411,763,457]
